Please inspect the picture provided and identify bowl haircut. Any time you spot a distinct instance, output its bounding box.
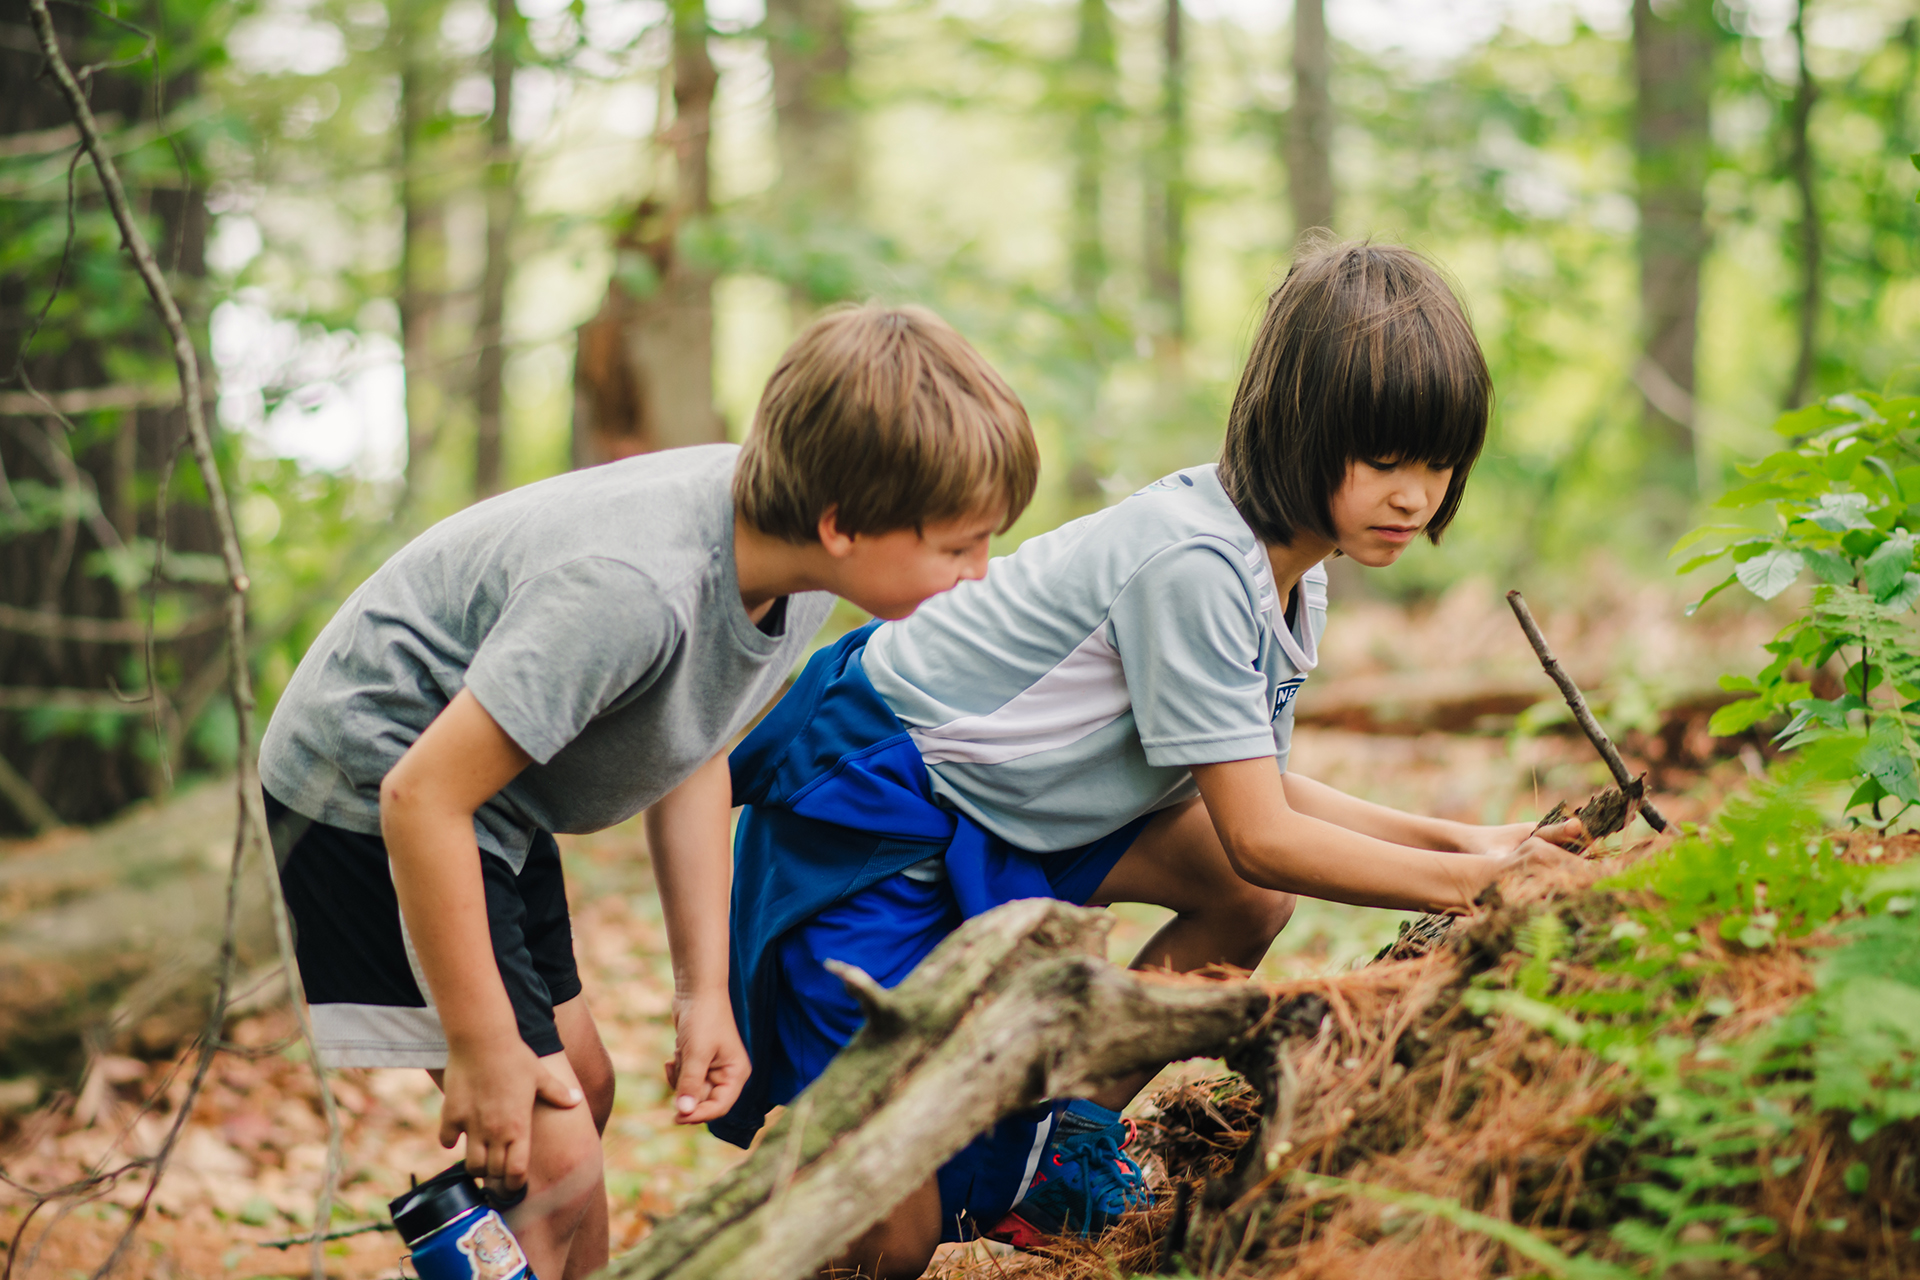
[1219,239,1491,548]
[734,304,1040,544]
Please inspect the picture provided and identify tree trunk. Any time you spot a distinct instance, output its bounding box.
[397,1,451,505]
[1633,0,1715,478]
[1067,0,1115,311]
[1782,0,1820,411]
[0,0,223,833]
[1287,0,1335,237]
[571,0,723,465]
[767,0,857,317]
[606,899,1274,1280]
[1144,0,1186,357]
[473,0,519,499]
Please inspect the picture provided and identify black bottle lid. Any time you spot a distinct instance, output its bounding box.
[390,1164,484,1246]
[389,1163,529,1245]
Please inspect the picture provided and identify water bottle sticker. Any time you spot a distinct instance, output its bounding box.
[456,1214,528,1280]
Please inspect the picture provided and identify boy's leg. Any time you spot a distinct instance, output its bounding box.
[429,1048,604,1280]
[818,1177,942,1280]
[1083,793,1297,1109]
[552,994,614,1278]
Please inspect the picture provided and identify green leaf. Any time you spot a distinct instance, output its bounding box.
[1844,1162,1870,1195]
[1885,573,1920,614]
[1708,698,1773,737]
[1670,524,1751,557]
[1857,720,1920,803]
[1811,492,1875,532]
[1687,573,1740,616]
[1802,547,1855,585]
[1736,548,1806,600]
[1865,532,1916,601]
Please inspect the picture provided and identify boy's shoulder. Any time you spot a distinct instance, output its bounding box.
[407,443,742,586]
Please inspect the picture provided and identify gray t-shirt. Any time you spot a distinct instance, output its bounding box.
[863,463,1327,852]
[260,444,834,872]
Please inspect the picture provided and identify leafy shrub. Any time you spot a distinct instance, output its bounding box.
[1677,391,1920,819]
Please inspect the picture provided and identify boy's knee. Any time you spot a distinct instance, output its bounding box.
[571,1044,615,1134]
[1209,881,1296,945]
[527,1107,606,1217]
[820,1183,941,1280]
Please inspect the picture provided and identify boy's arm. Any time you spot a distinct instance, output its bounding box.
[644,750,749,1125]
[1279,772,1580,854]
[380,690,584,1193]
[1194,757,1578,914]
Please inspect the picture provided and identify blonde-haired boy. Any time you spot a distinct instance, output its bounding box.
[259,304,1037,1279]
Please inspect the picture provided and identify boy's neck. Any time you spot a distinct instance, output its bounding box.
[1263,531,1336,604]
[735,515,835,621]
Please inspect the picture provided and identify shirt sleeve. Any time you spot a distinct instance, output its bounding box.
[1107,540,1276,768]
[463,558,676,764]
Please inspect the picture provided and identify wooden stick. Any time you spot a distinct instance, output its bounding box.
[606,899,1279,1280]
[1505,590,1669,833]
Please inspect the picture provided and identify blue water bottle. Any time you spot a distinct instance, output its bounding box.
[389,1163,536,1280]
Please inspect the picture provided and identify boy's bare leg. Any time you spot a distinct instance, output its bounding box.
[818,1177,942,1280]
[425,1000,613,1280]
[552,995,615,1278]
[1084,795,1297,1110]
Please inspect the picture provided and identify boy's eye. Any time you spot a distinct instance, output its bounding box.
[1361,457,1398,472]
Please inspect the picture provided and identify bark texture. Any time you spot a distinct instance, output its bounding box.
[472,0,519,499]
[1632,0,1715,471]
[0,783,275,1079]
[605,899,1273,1280]
[0,0,223,832]
[1144,0,1186,353]
[768,0,858,316]
[1287,0,1334,236]
[571,0,723,465]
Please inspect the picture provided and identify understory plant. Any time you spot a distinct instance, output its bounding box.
[1677,390,1920,821]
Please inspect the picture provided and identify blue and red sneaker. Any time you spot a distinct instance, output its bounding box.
[985,1099,1153,1249]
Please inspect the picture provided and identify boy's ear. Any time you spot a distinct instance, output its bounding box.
[817,506,856,559]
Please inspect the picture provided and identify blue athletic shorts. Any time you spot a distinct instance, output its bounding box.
[766,812,1152,1241]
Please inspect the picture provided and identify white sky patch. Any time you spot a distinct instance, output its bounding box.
[213,300,406,482]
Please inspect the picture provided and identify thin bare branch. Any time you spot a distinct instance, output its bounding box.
[22,3,344,1275]
[1505,590,1669,833]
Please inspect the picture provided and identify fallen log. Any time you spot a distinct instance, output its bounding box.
[605,899,1276,1280]
[0,781,275,1081]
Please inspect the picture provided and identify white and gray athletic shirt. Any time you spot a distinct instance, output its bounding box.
[862,463,1327,853]
[260,444,834,872]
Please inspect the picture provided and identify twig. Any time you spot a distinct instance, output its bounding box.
[23,5,344,1278]
[257,1221,397,1250]
[1505,590,1668,833]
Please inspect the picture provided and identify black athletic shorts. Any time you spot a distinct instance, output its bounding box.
[266,789,581,1068]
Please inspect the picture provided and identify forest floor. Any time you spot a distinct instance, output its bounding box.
[0,575,1789,1279]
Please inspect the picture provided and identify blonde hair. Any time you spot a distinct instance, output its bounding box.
[734,304,1039,542]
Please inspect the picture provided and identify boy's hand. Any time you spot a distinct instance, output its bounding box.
[440,1035,583,1195]
[1457,816,1585,857]
[662,994,749,1125]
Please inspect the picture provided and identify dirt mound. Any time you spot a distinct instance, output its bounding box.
[936,832,1920,1279]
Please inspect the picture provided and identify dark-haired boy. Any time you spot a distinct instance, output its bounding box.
[258,304,1038,1279]
[719,244,1583,1279]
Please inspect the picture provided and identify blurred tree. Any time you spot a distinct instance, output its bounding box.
[1287,0,1334,236]
[473,0,520,498]
[1781,0,1819,410]
[768,0,858,317]
[1143,0,1185,359]
[0,0,226,830]
[394,0,455,509]
[1632,0,1717,484]
[1066,0,1115,311]
[571,0,723,464]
